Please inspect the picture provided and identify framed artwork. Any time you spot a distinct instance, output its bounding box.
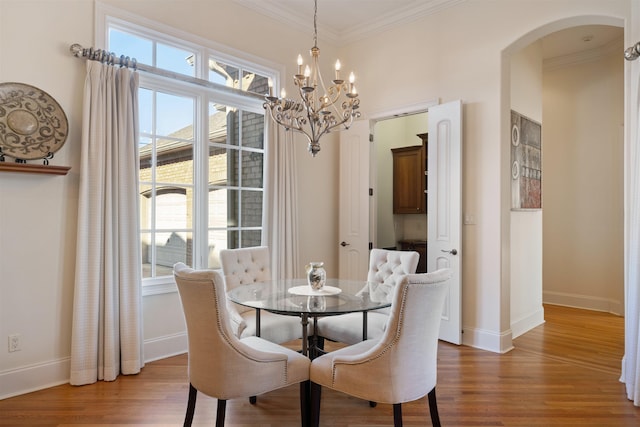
[511,110,541,210]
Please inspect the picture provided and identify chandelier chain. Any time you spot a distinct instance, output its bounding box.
[313,0,318,48]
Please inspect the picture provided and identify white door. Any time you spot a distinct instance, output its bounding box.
[428,100,462,345]
[338,120,371,280]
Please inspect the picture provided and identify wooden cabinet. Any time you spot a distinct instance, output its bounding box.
[391,133,427,214]
[398,239,427,273]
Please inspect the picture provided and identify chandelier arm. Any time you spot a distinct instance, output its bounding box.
[324,112,350,133]
[308,115,319,143]
[265,102,308,135]
[315,54,356,121]
[316,111,353,144]
[315,126,332,143]
[271,114,315,145]
[318,71,356,124]
[297,78,322,119]
[317,74,340,118]
[325,84,348,116]
[298,82,325,145]
[316,62,342,112]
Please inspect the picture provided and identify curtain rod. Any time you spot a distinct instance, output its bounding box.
[625,41,640,61]
[69,43,263,101]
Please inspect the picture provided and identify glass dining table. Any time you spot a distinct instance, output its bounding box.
[226,278,394,358]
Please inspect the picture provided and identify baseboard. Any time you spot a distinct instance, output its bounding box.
[0,357,70,400]
[0,332,188,400]
[543,291,623,315]
[462,325,514,354]
[143,332,188,363]
[511,307,545,339]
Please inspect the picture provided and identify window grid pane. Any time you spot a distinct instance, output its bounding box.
[108,24,269,282]
[241,230,262,249]
[156,43,195,77]
[138,86,196,279]
[241,151,263,189]
[208,59,239,89]
[108,28,153,65]
[207,106,265,266]
[244,71,270,96]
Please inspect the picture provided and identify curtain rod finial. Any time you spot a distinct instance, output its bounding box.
[624,42,640,61]
[70,44,84,57]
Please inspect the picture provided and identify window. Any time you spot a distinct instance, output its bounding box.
[101,9,275,291]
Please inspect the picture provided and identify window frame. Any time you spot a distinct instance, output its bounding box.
[97,3,280,295]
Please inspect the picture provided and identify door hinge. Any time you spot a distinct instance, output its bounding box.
[369,242,373,250]
[369,188,373,196]
[369,133,374,142]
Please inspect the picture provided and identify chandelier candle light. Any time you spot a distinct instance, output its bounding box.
[263,0,360,156]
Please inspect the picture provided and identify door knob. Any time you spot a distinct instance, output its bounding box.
[441,249,458,255]
[340,241,350,247]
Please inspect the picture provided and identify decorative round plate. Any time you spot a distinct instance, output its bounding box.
[0,82,68,160]
[287,285,342,296]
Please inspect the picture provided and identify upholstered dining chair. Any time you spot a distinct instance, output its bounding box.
[315,248,420,345]
[173,262,310,427]
[219,246,307,344]
[310,269,451,427]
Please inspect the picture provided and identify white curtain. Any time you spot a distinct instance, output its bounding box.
[263,119,300,279]
[622,68,640,405]
[70,61,144,385]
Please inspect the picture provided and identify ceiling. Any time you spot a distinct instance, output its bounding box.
[234,0,623,59]
[541,25,623,60]
[233,0,466,44]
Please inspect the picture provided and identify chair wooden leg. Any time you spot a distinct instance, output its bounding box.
[427,388,441,427]
[393,403,403,427]
[310,382,322,427]
[183,383,197,427]
[216,399,226,427]
[300,380,310,427]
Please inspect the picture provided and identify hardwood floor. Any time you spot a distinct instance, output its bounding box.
[1,304,638,426]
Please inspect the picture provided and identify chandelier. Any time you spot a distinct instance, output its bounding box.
[263,0,360,156]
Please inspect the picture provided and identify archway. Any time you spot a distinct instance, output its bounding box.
[500,15,626,346]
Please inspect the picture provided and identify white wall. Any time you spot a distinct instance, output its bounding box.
[0,0,632,398]
[542,44,624,314]
[510,41,544,338]
[344,0,629,352]
[0,0,92,399]
[0,0,340,399]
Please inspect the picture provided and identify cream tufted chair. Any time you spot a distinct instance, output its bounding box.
[173,263,310,427]
[315,248,420,345]
[220,246,306,344]
[310,269,451,427]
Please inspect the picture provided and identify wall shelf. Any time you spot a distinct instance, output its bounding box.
[0,162,71,176]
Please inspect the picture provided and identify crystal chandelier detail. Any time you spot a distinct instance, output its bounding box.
[263,0,360,157]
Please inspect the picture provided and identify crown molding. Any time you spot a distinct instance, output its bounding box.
[339,0,466,44]
[233,0,465,45]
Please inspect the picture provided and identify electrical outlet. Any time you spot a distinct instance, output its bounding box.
[8,334,21,352]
